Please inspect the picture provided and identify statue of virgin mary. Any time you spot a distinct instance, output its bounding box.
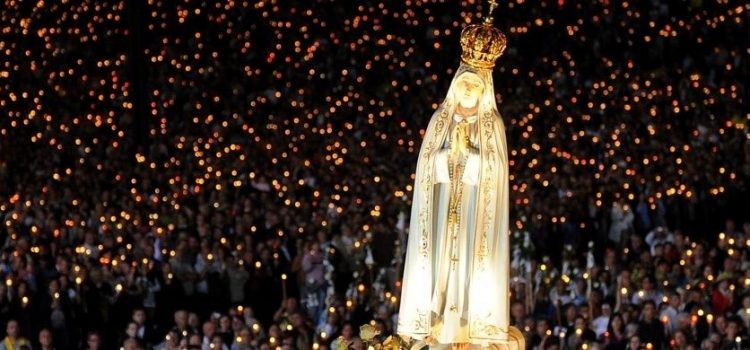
[397,6,523,349]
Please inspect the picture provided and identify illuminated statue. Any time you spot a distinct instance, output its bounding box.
[397,2,524,349]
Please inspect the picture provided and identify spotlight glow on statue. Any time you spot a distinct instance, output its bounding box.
[397,5,524,349]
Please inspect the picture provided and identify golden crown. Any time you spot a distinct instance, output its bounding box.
[460,1,506,69]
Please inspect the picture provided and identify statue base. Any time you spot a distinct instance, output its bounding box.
[360,325,524,350]
[408,326,525,350]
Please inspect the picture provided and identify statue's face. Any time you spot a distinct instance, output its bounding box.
[454,72,484,109]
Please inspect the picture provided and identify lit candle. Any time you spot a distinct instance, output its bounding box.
[281,273,288,299]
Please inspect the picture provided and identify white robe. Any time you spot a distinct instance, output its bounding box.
[397,64,511,347]
[429,114,480,344]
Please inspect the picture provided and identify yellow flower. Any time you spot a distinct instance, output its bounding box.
[359,324,381,342]
[334,336,349,350]
[382,336,402,350]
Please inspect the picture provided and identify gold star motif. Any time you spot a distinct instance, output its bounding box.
[449,304,457,312]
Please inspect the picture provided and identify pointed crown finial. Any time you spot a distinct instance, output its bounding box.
[459,0,506,69]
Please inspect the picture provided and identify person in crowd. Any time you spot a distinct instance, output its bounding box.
[37,329,56,350]
[0,321,29,350]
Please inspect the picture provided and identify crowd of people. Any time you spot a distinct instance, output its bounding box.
[1,0,749,349]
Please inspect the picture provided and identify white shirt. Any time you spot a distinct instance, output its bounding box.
[592,315,610,337]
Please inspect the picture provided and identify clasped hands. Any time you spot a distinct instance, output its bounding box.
[450,119,475,157]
